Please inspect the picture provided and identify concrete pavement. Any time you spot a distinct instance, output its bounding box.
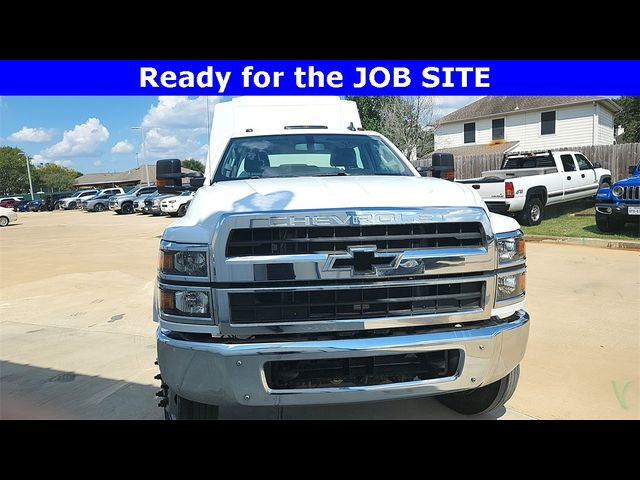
[0,210,638,419]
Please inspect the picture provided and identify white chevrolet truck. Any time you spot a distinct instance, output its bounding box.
[457,150,611,225]
[153,97,529,419]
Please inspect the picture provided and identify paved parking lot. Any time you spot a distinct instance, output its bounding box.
[1,210,638,419]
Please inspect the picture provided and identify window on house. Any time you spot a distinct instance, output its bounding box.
[464,122,475,144]
[492,118,505,141]
[541,111,556,135]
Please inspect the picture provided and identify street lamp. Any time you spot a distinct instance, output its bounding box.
[18,152,35,200]
[131,126,151,186]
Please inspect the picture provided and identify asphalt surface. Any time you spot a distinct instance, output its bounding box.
[1,210,638,419]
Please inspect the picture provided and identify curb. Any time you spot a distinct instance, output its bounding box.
[525,234,640,251]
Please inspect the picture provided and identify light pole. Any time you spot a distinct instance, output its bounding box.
[19,152,35,200]
[131,126,151,185]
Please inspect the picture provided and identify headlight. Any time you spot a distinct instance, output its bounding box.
[496,270,526,302]
[612,186,624,197]
[153,199,160,205]
[497,232,526,265]
[159,242,209,278]
[159,287,210,317]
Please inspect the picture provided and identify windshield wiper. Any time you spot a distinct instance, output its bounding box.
[316,172,350,177]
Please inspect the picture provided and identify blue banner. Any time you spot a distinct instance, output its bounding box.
[1,60,638,95]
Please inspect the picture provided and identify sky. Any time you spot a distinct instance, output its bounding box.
[0,96,480,174]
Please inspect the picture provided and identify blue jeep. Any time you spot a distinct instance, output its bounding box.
[595,160,640,232]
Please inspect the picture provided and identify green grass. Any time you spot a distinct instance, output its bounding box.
[520,198,640,241]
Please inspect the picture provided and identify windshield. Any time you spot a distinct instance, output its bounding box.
[213,134,414,181]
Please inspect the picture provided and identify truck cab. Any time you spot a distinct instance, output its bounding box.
[152,97,530,419]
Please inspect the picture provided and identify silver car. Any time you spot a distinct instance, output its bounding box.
[82,194,112,212]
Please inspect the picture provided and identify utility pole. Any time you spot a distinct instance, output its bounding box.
[131,126,151,185]
[19,152,35,200]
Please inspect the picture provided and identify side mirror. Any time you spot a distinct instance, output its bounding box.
[156,158,206,194]
[592,162,602,168]
[630,165,636,175]
[416,166,431,177]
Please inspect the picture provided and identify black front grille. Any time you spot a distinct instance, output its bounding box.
[622,186,640,200]
[265,349,460,389]
[226,222,484,257]
[229,281,484,324]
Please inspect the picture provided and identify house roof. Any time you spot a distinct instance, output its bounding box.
[74,165,198,187]
[432,141,519,157]
[439,96,621,125]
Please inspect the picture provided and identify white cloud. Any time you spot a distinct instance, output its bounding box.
[8,126,55,142]
[31,154,47,165]
[93,160,103,166]
[111,140,134,154]
[54,160,73,167]
[139,96,221,162]
[42,118,109,158]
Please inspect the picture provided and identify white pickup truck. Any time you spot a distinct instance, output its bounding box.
[457,151,612,225]
[151,96,529,419]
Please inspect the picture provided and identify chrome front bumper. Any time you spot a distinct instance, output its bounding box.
[157,310,529,407]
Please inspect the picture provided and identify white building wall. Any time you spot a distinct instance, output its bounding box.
[434,102,617,151]
[598,107,615,144]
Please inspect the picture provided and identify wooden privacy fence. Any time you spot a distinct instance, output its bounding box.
[414,143,640,181]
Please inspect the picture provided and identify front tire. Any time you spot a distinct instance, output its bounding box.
[177,205,187,217]
[94,203,105,212]
[0,216,9,227]
[68,201,77,210]
[596,212,624,232]
[121,202,134,214]
[437,365,520,415]
[164,390,219,420]
[520,198,544,226]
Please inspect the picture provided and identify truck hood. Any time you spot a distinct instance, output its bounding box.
[163,176,489,243]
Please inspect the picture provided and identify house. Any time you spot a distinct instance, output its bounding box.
[433,96,622,156]
[73,165,197,189]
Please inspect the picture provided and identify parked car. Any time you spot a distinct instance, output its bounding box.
[0,206,18,227]
[13,200,31,212]
[109,185,157,214]
[149,193,174,216]
[595,159,640,232]
[0,198,19,209]
[58,190,99,210]
[160,191,194,217]
[82,194,112,212]
[134,192,156,213]
[456,150,611,225]
[0,196,24,204]
[142,191,161,214]
[98,187,125,197]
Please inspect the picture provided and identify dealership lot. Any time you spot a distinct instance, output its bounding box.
[0,211,638,419]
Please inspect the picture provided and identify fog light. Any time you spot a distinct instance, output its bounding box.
[496,271,526,302]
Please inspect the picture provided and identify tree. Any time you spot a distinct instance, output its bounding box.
[182,159,205,174]
[345,96,394,132]
[614,96,640,143]
[0,146,35,196]
[379,97,435,160]
[35,163,82,192]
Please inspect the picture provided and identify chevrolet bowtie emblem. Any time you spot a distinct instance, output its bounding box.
[325,246,402,276]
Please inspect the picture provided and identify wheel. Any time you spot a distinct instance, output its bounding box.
[177,205,187,217]
[68,201,77,209]
[596,212,624,232]
[121,202,134,214]
[0,216,9,227]
[520,198,544,226]
[437,365,520,415]
[164,389,219,420]
[94,203,105,212]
